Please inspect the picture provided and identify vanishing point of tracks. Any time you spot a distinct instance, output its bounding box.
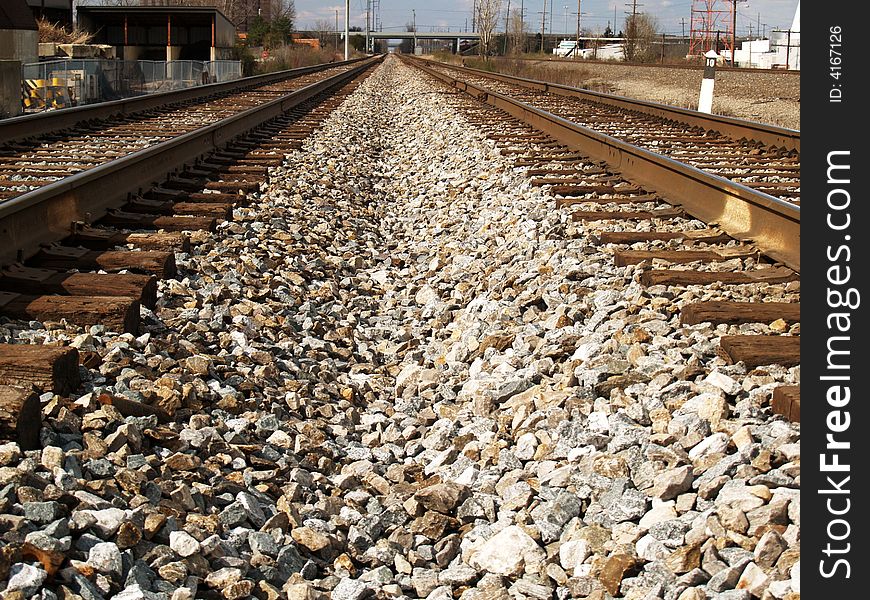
[1,52,799,447]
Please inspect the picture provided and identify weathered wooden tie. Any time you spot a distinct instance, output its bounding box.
[0,344,80,394]
[599,229,730,245]
[771,386,800,422]
[101,210,217,232]
[572,208,683,222]
[718,335,800,368]
[0,266,157,308]
[641,267,798,287]
[681,301,800,326]
[614,247,757,267]
[29,247,176,279]
[0,292,139,333]
[556,195,660,208]
[66,226,190,253]
[0,385,41,450]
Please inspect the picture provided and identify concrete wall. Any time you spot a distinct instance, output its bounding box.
[0,60,22,119]
[0,29,38,64]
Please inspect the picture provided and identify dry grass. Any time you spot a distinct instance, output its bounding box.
[436,54,799,129]
[463,57,614,93]
[37,18,94,45]
[256,45,344,74]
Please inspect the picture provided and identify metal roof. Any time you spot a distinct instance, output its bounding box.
[76,5,233,27]
[0,0,38,31]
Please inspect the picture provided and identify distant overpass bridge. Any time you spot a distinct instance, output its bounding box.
[358,31,480,53]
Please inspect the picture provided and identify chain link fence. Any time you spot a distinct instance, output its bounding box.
[21,59,242,112]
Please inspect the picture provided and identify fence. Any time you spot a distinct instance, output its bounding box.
[21,59,242,112]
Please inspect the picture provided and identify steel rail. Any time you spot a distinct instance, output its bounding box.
[404,55,800,271]
[0,57,370,146]
[0,56,383,266]
[413,57,799,152]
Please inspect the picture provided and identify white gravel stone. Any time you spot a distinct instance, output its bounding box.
[169,530,202,557]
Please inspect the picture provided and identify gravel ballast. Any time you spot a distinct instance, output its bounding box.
[0,56,799,600]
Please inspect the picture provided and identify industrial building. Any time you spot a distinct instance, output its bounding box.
[76,5,237,61]
[730,3,800,70]
[26,0,73,26]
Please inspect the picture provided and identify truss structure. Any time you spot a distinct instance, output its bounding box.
[688,0,734,56]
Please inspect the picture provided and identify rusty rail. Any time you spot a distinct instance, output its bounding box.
[0,56,383,266]
[0,57,370,146]
[403,55,799,272]
[413,56,799,152]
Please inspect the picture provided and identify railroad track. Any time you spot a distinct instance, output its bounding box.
[0,60,371,203]
[0,55,799,600]
[0,57,382,267]
[412,57,800,204]
[0,57,382,408]
[402,55,800,422]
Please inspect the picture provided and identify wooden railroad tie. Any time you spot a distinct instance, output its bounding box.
[771,386,800,422]
[66,226,191,253]
[556,194,660,208]
[28,247,176,279]
[680,301,800,326]
[0,385,41,450]
[718,335,800,369]
[0,292,139,334]
[0,266,157,308]
[0,344,80,395]
[206,180,260,194]
[101,210,217,232]
[599,229,731,245]
[572,207,684,222]
[613,247,757,267]
[640,267,798,287]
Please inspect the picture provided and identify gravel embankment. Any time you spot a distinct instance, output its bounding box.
[1,56,799,600]
[461,58,800,130]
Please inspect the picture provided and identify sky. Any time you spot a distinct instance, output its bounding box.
[294,0,800,37]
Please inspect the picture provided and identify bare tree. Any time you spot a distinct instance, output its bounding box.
[507,8,526,54]
[623,12,658,62]
[312,18,336,49]
[270,0,296,21]
[475,0,502,58]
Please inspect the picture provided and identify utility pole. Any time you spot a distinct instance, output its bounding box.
[366,0,370,54]
[680,17,686,40]
[575,0,581,58]
[731,0,737,67]
[413,9,417,54]
[504,0,512,54]
[335,9,339,52]
[520,0,525,52]
[344,0,349,60]
[473,0,477,33]
[549,0,554,35]
[540,0,547,53]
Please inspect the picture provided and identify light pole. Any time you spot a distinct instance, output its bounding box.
[540,0,547,53]
[575,0,581,58]
[344,0,349,60]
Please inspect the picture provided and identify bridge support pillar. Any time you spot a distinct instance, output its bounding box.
[454,38,460,54]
